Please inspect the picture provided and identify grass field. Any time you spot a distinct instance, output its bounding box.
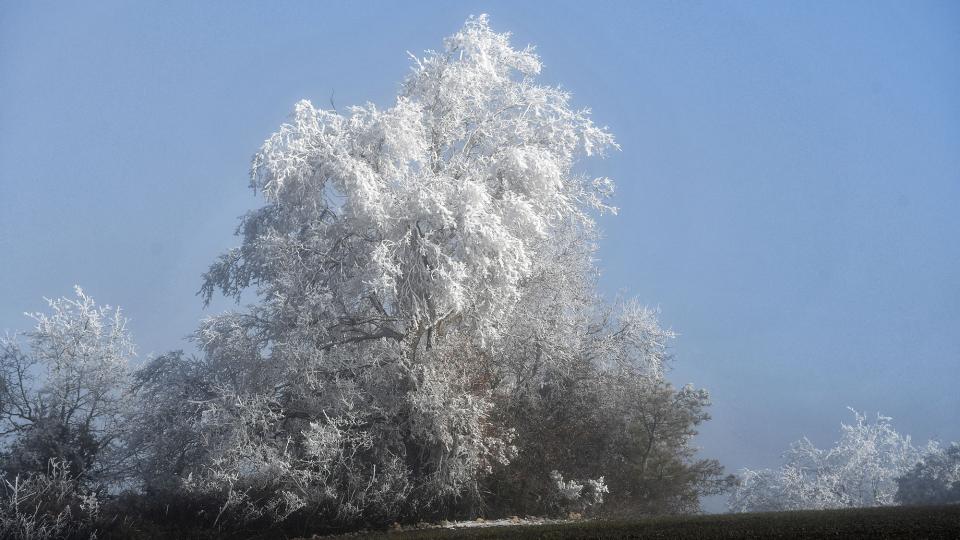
[317,505,960,539]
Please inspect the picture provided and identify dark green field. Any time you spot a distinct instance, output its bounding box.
[337,505,960,540]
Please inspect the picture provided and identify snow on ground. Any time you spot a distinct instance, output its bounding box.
[301,515,587,538]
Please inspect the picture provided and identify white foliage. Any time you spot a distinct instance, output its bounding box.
[729,408,931,512]
[894,442,960,505]
[178,15,622,523]
[0,287,134,486]
[0,15,727,528]
[548,470,609,513]
[0,460,101,540]
[121,15,705,528]
[203,14,616,347]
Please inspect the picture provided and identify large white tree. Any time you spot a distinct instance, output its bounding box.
[136,15,624,525]
[200,14,616,352]
[123,16,728,530]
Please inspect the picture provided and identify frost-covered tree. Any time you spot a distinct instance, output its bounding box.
[123,350,217,493]
[895,442,960,506]
[124,16,727,530]
[485,302,732,517]
[200,14,616,350]
[0,287,134,489]
[131,15,618,527]
[728,409,932,512]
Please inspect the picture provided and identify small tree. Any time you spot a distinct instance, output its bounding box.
[0,288,133,539]
[123,351,216,493]
[0,287,134,489]
[600,380,735,515]
[482,233,733,517]
[895,443,960,506]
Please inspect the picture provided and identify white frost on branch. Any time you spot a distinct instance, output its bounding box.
[0,287,134,487]
[131,14,679,525]
[729,408,933,512]
[203,14,617,347]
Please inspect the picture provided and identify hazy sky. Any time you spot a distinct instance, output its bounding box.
[2,1,958,511]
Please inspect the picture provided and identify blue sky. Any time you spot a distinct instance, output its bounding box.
[2,1,958,510]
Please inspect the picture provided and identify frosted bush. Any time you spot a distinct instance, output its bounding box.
[548,471,609,515]
[0,460,100,540]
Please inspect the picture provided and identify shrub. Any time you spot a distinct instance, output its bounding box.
[895,443,960,506]
[0,460,101,540]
